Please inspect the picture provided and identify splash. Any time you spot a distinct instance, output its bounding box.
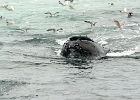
[56,39,67,45]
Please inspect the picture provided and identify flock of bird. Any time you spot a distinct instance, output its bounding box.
[0,4,15,25]
[59,0,76,9]
[109,7,133,29]
[0,4,29,32]
[0,0,134,33]
[45,0,134,32]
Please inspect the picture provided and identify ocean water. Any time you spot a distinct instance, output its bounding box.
[0,0,140,100]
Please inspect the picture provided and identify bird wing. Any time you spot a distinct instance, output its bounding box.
[69,5,73,8]
[93,22,97,26]
[44,12,52,16]
[57,28,63,31]
[54,12,59,15]
[69,5,75,9]
[69,0,73,2]
[127,12,133,16]
[84,21,93,26]
[47,28,55,32]
[59,1,66,6]
[120,22,125,28]
[84,21,92,24]
[109,19,121,28]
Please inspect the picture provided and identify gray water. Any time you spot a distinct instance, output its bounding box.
[0,0,140,100]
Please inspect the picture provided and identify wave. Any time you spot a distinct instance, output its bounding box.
[0,42,3,46]
[23,37,57,45]
[0,80,27,96]
[0,42,3,50]
[107,46,140,58]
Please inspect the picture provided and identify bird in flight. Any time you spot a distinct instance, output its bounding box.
[47,28,63,32]
[5,5,14,11]
[109,19,125,29]
[16,28,29,33]
[44,12,59,17]
[84,21,97,27]
[59,1,68,6]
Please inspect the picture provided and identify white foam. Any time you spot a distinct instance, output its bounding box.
[55,49,61,56]
[107,46,139,57]
[98,40,108,45]
[55,39,67,45]
[55,39,68,56]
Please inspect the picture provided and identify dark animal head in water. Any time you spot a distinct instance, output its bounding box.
[60,36,109,59]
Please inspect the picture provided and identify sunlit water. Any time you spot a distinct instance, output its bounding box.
[0,0,140,100]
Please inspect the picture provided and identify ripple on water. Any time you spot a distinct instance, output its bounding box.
[0,80,27,96]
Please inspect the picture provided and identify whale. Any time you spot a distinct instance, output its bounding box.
[60,36,109,59]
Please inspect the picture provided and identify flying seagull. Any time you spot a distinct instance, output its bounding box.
[47,28,63,32]
[16,28,28,33]
[109,19,125,29]
[44,12,59,17]
[5,5,14,11]
[84,21,97,27]
[59,1,68,6]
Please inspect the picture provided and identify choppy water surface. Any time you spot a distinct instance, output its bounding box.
[0,0,140,100]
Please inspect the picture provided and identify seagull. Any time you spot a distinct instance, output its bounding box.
[5,5,14,11]
[16,28,28,33]
[119,8,133,17]
[6,21,14,25]
[127,12,133,17]
[64,0,74,2]
[109,19,125,29]
[108,3,114,6]
[82,8,86,15]
[119,7,128,13]
[47,28,63,32]
[84,21,97,27]
[44,12,59,17]
[59,1,67,6]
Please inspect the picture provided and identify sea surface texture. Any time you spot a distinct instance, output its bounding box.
[0,0,140,100]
